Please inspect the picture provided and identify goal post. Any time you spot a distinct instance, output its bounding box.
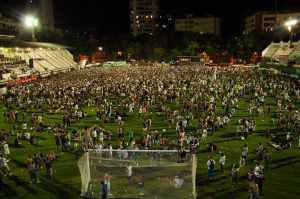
[78,149,197,199]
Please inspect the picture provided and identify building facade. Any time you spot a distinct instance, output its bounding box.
[175,15,221,36]
[245,11,300,34]
[0,13,19,36]
[130,0,160,36]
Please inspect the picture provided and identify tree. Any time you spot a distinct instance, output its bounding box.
[185,41,199,56]
[152,48,166,61]
[227,33,262,62]
[169,48,181,61]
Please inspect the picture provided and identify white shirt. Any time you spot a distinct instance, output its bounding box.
[127,166,132,177]
[99,132,104,141]
[3,144,10,155]
[219,155,226,166]
[92,130,97,138]
[207,159,214,169]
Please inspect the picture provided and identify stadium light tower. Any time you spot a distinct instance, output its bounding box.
[23,15,39,41]
[284,19,298,48]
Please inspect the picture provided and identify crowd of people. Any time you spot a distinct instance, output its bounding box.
[1,64,300,198]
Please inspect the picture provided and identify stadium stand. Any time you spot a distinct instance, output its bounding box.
[262,41,300,65]
[0,45,77,80]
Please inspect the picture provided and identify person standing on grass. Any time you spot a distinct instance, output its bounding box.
[92,127,97,146]
[242,144,248,163]
[54,133,60,152]
[45,154,53,180]
[207,157,215,181]
[100,181,108,199]
[231,164,240,185]
[255,171,264,196]
[26,155,34,184]
[249,184,259,199]
[219,152,226,173]
[127,164,133,184]
[33,154,41,183]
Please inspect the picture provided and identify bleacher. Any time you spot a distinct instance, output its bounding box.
[262,41,300,65]
[262,43,280,59]
[15,48,77,75]
[0,45,77,82]
[289,42,300,62]
[0,53,31,81]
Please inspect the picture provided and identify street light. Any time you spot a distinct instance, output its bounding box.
[284,19,298,47]
[23,15,39,41]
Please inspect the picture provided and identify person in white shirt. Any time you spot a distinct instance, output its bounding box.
[3,142,10,156]
[173,175,184,189]
[219,153,226,172]
[25,132,31,141]
[127,165,132,183]
[99,131,104,144]
[207,157,215,180]
[0,154,11,176]
[242,144,248,162]
[92,129,97,145]
[108,144,113,159]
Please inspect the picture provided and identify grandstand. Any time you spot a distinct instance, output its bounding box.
[262,41,300,65]
[0,41,77,82]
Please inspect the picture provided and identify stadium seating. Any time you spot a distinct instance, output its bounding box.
[0,52,31,81]
[0,47,77,80]
[262,41,300,64]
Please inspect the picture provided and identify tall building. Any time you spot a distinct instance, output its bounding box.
[244,11,300,34]
[0,13,19,36]
[26,0,55,30]
[130,0,160,36]
[175,15,221,36]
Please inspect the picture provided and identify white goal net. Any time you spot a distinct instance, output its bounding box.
[78,149,197,199]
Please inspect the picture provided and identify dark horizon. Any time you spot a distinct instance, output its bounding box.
[1,0,300,38]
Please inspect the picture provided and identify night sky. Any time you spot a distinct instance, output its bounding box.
[1,0,300,38]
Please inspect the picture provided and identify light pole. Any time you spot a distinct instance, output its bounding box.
[23,15,39,42]
[284,19,298,48]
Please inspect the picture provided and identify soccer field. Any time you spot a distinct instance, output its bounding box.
[1,75,300,199]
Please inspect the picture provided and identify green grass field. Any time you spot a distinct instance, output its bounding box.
[1,93,300,199]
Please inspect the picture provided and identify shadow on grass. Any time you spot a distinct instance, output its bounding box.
[212,137,241,144]
[197,175,228,186]
[0,183,18,197]
[271,156,297,164]
[218,132,237,139]
[8,175,38,194]
[271,159,300,170]
[35,176,80,198]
